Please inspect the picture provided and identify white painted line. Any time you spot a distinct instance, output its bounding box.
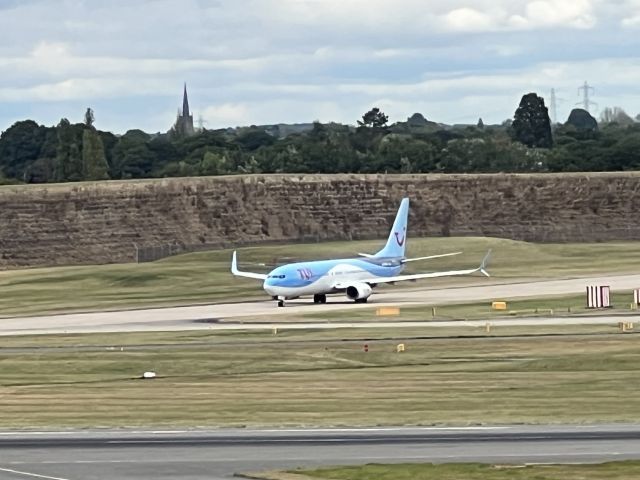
[254,427,510,432]
[0,467,71,480]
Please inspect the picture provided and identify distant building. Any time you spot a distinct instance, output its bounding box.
[171,83,195,137]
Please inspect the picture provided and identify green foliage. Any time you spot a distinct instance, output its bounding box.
[357,107,389,129]
[235,128,276,151]
[0,120,48,181]
[2,96,640,184]
[82,129,110,180]
[566,108,598,132]
[300,462,640,480]
[54,119,84,182]
[511,92,553,148]
[111,130,154,179]
[200,151,230,175]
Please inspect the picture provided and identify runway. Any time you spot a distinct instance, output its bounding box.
[0,425,639,480]
[2,273,640,335]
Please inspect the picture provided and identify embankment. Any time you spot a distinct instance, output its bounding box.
[1,173,638,268]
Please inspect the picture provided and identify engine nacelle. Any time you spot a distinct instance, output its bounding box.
[345,283,373,301]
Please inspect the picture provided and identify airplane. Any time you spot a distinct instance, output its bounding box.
[231,197,491,307]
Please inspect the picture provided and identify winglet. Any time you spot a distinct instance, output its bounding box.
[230,251,268,280]
[231,250,239,275]
[479,249,492,277]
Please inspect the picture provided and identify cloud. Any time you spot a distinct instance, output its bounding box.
[0,0,638,132]
[445,8,498,31]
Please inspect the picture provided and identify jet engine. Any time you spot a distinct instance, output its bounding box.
[346,283,373,301]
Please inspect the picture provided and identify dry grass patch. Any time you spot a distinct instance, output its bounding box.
[0,332,638,428]
[294,462,640,480]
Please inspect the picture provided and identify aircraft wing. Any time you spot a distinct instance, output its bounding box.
[360,250,491,285]
[231,251,268,280]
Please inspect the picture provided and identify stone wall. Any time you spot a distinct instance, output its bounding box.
[1,173,639,269]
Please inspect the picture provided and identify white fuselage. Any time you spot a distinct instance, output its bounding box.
[262,260,403,299]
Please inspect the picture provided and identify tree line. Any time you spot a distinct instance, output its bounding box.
[1,94,640,185]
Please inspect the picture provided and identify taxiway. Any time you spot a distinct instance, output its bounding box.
[2,273,640,335]
[1,425,639,480]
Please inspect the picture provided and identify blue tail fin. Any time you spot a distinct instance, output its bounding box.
[375,198,409,258]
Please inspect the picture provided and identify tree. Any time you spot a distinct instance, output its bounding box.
[477,118,484,129]
[235,129,276,151]
[54,119,84,181]
[406,113,428,127]
[111,130,155,179]
[82,129,109,180]
[600,107,634,126]
[0,120,48,180]
[200,151,229,175]
[357,107,389,129]
[566,108,598,131]
[84,108,95,128]
[511,93,553,148]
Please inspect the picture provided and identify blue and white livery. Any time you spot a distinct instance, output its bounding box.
[231,198,491,307]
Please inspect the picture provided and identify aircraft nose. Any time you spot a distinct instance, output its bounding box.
[263,276,279,295]
[263,280,274,294]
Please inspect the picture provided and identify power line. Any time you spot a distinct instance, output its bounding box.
[577,81,597,113]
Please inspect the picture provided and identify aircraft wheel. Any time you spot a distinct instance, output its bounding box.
[277,300,285,308]
[320,294,327,304]
[313,294,321,304]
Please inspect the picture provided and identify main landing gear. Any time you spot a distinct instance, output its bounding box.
[354,298,368,304]
[313,294,327,304]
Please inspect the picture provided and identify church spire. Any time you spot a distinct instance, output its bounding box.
[171,83,195,137]
[182,83,190,117]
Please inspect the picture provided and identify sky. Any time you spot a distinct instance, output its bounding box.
[0,0,639,133]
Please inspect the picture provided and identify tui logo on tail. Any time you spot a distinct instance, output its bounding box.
[394,227,406,247]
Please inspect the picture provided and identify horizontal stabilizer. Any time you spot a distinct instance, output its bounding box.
[401,251,462,263]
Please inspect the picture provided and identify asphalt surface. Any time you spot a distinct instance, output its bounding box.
[3,273,640,335]
[0,426,639,480]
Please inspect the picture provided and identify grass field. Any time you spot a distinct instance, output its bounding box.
[292,290,639,323]
[2,237,640,316]
[0,328,638,428]
[289,462,640,480]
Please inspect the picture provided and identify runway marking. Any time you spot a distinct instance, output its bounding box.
[4,452,632,467]
[0,426,509,436]
[0,467,71,480]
